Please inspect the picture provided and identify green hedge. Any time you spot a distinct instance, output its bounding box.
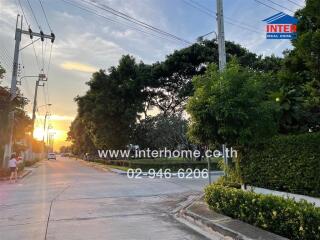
[240,132,320,197]
[93,159,218,171]
[205,184,320,240]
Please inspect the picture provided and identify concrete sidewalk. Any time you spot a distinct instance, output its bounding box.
[0,168,32,181]
[177,198,288,240]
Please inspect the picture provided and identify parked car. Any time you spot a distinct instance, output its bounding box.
[48,153,56,160]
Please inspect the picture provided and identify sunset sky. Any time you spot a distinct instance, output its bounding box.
[0,0,303,150]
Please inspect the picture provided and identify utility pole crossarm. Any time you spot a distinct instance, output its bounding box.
[20,30,55,42]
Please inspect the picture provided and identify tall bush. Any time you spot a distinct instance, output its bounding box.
[240,132,320,197]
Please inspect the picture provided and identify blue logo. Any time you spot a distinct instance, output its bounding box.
[263,12,298,39]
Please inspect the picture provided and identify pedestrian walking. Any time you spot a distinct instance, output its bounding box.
[9,154,18,183]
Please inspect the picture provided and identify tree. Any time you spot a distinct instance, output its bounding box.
[0,65,31,162]
[147,40,282,116]
[72,55,151,150]
[275,0,320,133]
[132,113,190,150]
[67,116,95,155]
[187,62,279,147]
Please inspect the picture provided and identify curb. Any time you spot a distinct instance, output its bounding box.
[0,169,32,181]
[176,199,288,240]
[178,209,245,240]
[75,159,110,172]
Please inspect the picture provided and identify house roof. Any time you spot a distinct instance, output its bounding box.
[263,12,298,24]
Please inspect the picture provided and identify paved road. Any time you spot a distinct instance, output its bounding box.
[0,157,222,240]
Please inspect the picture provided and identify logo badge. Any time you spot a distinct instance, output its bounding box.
[263,12,298,39]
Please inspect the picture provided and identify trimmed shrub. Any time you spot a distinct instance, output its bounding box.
[240,132,320,197]
[205,184,320,240]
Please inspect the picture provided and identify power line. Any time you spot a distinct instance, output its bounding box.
[255,0,285,13]
[60,0,189,45]
[286,0,304,8]
[26,0,42,30]
[18,0,43,73]
[187,0,259,30]
[183,0,214,18]
[45,43,53,105]
[38,0,53,32]
[266,0,295,13]
[224,19,262,35]
[79,0,191,44]
[183,0,263,35]
[18,0,30,27]
[31,39,41,72]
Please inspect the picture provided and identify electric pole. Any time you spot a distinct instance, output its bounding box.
[43,112,50,142]
[28,74,46,160]
[216,0,226,71]
[42,111,50,156]
[216,0,228,174]
[2,15,23,168]
[31,74,47,135]
[2,14,55,167]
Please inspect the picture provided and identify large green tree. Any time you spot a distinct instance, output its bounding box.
[187,62,279,147]
[147,40,282,116]
[275,0,320,133]
[72,55,151,150]
[132,113,190,150]
[67,116,95,155]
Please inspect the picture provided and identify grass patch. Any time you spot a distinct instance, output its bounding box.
[105,165,129,171]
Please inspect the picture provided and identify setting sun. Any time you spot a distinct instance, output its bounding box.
[33,128,45,141]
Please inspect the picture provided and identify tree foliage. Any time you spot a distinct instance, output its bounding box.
[147,40,282,116]
[275,0,320,133]
[187,62,279,147]
[67,116,95,154]
[70,55,151,150]
[132,113,189,150]
[0,65,31,158]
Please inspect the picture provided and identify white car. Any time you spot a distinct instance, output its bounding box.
[48,153,56,160]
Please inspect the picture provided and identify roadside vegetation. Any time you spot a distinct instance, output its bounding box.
[65,0,319,239]
[205,184,320,240]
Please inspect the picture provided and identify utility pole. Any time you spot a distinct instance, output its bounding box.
[28,74,46,160]
[2,15,23,168]
[31,74,47,135]
[216,0,228,174]
[2,14,55,167]
[42,111,50,156]
[216,0,226,71]
[43,112,50,143]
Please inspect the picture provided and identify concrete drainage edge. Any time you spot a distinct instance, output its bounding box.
[177,208,249,240]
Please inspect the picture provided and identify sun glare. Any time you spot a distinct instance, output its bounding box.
[33,128,44,141]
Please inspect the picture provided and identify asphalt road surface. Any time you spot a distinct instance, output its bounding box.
[0,156,222,240]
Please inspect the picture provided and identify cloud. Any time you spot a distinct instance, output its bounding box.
[60,61,98,73]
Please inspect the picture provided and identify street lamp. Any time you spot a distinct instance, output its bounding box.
[37,103,52,112]
[197,30,218,42]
